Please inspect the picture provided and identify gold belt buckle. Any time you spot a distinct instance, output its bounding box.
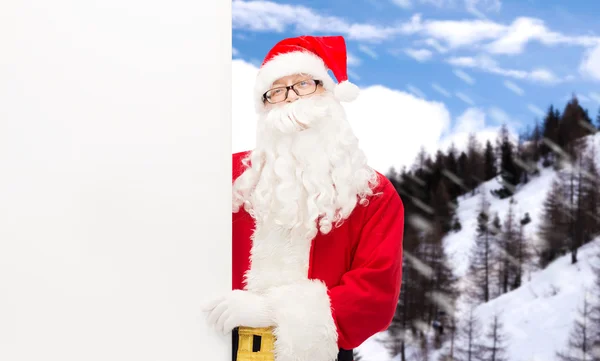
[236,326,275,361]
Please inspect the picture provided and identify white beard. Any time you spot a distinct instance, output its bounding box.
[232,92,379,244]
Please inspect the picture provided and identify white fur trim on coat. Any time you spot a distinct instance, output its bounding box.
[265,280,339,361]
[253,51,337,112]
[243,225,313,291]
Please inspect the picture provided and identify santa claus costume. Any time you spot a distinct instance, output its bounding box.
[205,35,404,361]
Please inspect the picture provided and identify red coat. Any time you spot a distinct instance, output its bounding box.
[232,150,404,359]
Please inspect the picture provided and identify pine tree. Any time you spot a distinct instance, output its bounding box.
[581,144,600,243]
[541,104,561,164]
[557,138,589,264]
[498,198,519,294]
[481,312,509,361]
[386,230,423,361]
[431,180,455,235]
[488,213,503,299]
[386,261,413,361]
[484,140,497,181]
[456,152,469,195]
[537,176,569,268]
[494,124,521,198]
[531,118,542,163]
[438,312,459,361]
[414,146,431,172]
[555,291,596,361]
[466,133,485,194]
[513,217,533,289]
[559,96,593,163]
[466,192,494,303]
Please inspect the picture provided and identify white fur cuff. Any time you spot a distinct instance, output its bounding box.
[265,280,339,361]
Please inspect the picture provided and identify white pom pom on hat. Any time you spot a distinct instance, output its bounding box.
[334,79,360,102]
[253,35,360,111]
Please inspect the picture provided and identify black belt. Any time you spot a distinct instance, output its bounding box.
[232,327,353,361]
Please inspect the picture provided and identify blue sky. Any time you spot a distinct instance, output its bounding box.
[231,0,600,171]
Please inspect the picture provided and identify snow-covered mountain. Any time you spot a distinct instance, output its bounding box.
[356,131,600,361]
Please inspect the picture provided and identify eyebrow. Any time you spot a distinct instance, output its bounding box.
[273,75,312,87]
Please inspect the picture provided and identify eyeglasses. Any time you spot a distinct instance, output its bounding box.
[262,79,322,104]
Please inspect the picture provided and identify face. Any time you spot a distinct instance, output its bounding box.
[234,72,377,239]
[263,74,325,111]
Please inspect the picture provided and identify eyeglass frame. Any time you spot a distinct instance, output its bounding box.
[262,79,323,104]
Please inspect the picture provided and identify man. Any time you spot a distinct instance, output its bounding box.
[204,35,404,361]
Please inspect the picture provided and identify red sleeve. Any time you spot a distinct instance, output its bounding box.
[329,178,405,349]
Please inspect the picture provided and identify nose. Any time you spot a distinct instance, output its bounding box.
[286,88,299,102]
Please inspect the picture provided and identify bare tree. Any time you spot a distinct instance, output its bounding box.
[481,312,509,361]
[497,198,520,294]
[512,217,533,289]
[556,290,595,361]
[453,306,486,361]
[465,192,495,303]
[537,176,569,268]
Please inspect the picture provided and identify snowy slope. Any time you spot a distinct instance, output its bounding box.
[471,238,599,361]
[356,132,600,361]
[443,167,556,280]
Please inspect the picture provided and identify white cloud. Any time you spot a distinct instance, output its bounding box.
[465,0,501,18]
[455,107,485,133]
[232,47,239,56]
[488,106,511,124]
[232,0,403,42]
[527,104,545,117]
[404,48,433,61]
[232,1,600,57]
[421,38,449,53]
[503,80,524,95]
[563,93,590,103]
[438,107,506,153]
[347,52,362,66]
[232,59,455,172]
[407,84,426,98]
[590,92,600,104]
[415,16,506,49]
[456,92,476,105]
[231,59,524,172]
[410,0,502,18]
[528,69,560,83]
[453,69,476,85]
[485,17,599,55]
[391,0,412,8]
[358,45,378,59]
[419,0,452,7]
[488,106,522,129]
[579,43,600,82]
[448,54,564,84]
[348,69,362,81]
[432,83,452,98]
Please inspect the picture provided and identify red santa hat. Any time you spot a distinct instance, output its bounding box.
[253,35,359,111]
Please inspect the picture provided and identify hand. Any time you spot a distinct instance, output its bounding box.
[202,290,273,335]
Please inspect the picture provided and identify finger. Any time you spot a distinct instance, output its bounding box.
[216,309,231,335]
[201,297,224,312]
[223,314,239,335]
[207,300,228,328]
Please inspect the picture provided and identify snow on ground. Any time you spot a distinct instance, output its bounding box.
[472,237,600,361]
[443,167,556,279]
[358,132,600,361]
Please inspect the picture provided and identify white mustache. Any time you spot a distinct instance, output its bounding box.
[265,96,332,134]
